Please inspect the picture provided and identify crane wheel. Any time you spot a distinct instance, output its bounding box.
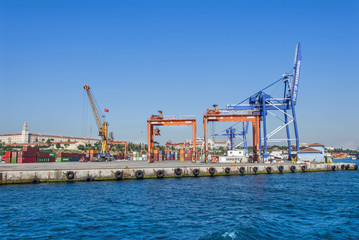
[354,164,358,170]
[341,164,345,170]
[332,165,336,171]
[175,168,182,176]
[135,170,144,179]
[209,167,215,175]
[115,171,123,180]
[345,164,350,170]
[253,167,258,174]
[193,168,200,177]
[225,167,231,174]
[266,167,272,174]
[156,170,164,178]
[66,171,75,180]
[239,167,245,174]
[301,166,306,172]
[290,165,296,172]
[278,166,284,173]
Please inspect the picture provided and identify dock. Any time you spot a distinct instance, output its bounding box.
[0,161,358,184]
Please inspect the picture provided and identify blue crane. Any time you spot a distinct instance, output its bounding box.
[214,122,249,151]
[224,43,302,159]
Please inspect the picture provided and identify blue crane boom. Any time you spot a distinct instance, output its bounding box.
[225,43,302,159]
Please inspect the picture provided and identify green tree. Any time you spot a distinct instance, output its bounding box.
[94,141,101,150]
[77,144,85,151]
[56,143,61,149]
[46,139,52,147]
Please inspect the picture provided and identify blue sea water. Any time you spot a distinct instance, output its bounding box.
[1,166,358,240]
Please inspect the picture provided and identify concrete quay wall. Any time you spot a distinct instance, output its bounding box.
[0,162,357,184]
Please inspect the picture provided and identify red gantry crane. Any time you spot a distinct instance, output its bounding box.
[110,141,129,158]
[147,111,197,163]
[203,105,261,163]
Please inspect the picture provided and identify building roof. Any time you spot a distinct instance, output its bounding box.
[0,133,100,141]
[5,141,78,146]
[309,143,324,147]
[298,147,322,153]
[31,134,99,141]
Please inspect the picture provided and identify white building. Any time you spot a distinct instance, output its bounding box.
[0,122,100,149]
[186,138,230,149]
[297,143,326,162]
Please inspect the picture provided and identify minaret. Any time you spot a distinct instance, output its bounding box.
[21,122,30,143]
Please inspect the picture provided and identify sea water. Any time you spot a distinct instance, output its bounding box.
[0,165,358,239]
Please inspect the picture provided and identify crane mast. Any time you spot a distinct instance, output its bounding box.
[83,84,108,155]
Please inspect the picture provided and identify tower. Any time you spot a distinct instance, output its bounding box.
[21,122,30,143]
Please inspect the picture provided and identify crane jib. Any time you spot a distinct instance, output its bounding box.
[292,59,301,105]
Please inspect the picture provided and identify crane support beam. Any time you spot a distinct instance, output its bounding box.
[111,141,129,157]
[203,106,260,163]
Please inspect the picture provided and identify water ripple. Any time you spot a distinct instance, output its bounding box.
[0,170,358,239]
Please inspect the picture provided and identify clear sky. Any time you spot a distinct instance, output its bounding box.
[0,0,358,149]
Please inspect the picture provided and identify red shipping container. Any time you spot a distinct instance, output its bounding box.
[22,146,40,152]
[49,157,56,162]
[18,157,36,163]
[56,152,71,158]
[18,151,37,158]
[5,151,12,157]
[37,152,50,158]
[5,157,11,163]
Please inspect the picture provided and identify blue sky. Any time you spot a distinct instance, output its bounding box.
[0,0,358,149]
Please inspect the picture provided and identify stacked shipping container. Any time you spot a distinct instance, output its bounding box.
[18,147,37,163]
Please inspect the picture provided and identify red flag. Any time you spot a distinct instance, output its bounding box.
[104,109,109,112]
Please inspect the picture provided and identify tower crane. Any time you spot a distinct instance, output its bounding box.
[83,84,112,161]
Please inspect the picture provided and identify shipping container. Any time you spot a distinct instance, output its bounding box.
[49,152,56,157]
[22,147,40,152]
[18,151,37,158]
[5,157,11,163]
[5,151,12,157]
[90,150,97,154]
[37,157,50,163]
[11,152,18,158]
[70,157,79,162]
[57,157,70,162]
[56,152,71,158]
[37,152,50,158]
[49,157,56,162]
[11,157,17,163]
[18,157,36,163]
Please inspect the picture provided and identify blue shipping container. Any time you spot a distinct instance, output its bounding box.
[70,157,79,162]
